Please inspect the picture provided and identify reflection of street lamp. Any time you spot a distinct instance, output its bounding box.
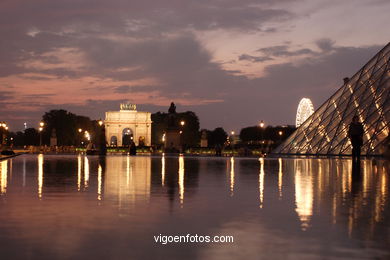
[39,122,44,147]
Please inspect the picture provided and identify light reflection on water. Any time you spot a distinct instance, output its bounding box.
[0,155,389,259]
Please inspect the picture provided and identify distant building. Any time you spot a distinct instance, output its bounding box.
[296,98,314,127]
[275,42,390,156]
[105,103,152,147]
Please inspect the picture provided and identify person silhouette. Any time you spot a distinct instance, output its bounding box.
[348,115,364,161]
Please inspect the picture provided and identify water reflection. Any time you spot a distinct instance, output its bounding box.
[230,157,235,196]
[37,154,43,199]
[77,155,81,191]
[178,155,185,206]
[278,158,282,199]
[84,156,89,188]
[259,158,264,208]
[0,160,7,194]
[294,159,313,230]
[105,156,151,211]
[0,155,388,259]
[161,155,165,187]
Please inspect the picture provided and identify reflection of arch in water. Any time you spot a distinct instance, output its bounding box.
[104,156,151,210]
[110,136,118,146]
[122,128,133,147]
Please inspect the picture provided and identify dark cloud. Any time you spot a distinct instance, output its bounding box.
[114,86,132,93]
[0,91,14,101]
[316,38,335,52]
[238,54,273,63]
[257,45,316,57]
[114,85,153,93]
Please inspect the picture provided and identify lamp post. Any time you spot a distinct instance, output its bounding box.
[259,120,265,142]
[230,131,235,145]
[98,120,107,156]
[0,122,8,146]
[278,130,283,142]
[259,120,265,153]
[39,121,44,147]
[179,121,185,152]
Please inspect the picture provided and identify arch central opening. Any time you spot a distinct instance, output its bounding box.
[122,128,134,147]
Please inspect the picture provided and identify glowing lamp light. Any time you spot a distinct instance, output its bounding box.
[98,120,103,126]
[78,128,82,133]
[279,131,283,136]
[180,120,185,126]
[231,131,235,135]
[39,127,43,132]
[259,120,265,128]
[40,122,44,127]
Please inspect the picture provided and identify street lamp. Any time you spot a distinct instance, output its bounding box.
[259,120,265,144]
[278,130,283,142]
[0,121,8,146]
[259,120,265,128]
[39,128,43,147]
[85,131,90,141]
[38,121,45,147]
[180,120,185,126]
[98,120,103,126]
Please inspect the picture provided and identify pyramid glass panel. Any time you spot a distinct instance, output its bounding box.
[274,42,390,156]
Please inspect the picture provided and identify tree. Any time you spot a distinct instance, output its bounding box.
[239,126,261,143]
[239,125,296,145]
[208,127,228,147]
[42,109,95,146]
[151,110,200,147]
[24,128,39,145]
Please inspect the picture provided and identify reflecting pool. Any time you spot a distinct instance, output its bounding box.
[0,155,389,259]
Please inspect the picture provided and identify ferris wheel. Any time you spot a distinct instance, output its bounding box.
[296,98,314,127]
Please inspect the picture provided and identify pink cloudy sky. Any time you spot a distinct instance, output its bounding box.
[0,0,389,132]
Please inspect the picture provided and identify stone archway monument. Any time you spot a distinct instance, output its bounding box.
[105,103,152,147]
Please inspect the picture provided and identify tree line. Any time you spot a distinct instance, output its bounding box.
[5,109,296,148]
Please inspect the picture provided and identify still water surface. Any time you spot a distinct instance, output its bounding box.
[0,155,389,259]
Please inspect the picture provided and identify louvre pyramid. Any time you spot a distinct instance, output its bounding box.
[274,42,390,156]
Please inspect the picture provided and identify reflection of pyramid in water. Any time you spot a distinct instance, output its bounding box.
[275,43,390,156]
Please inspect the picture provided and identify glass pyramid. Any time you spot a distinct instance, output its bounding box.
[274,42,390,156]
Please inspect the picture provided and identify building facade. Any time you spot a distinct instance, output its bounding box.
[105,103,152,147]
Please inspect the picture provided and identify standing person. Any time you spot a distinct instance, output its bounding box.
[348,116,364,161]
[129,140,137,155]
